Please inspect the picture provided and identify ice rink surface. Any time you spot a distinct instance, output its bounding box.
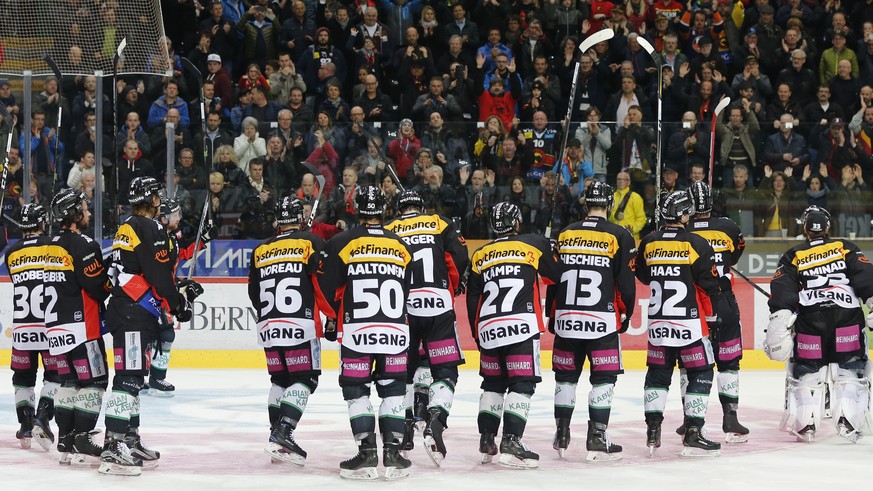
[0,368,867,490]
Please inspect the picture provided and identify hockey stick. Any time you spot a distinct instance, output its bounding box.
[709,97,731,187]
[301,162,327,227]
[182,56,212,279]
[635,36,664,212]
[0,102,13,217]
[360,124,405,192]
[43,54,63,202]
[730,265,770,298]
[112,38,127,225]
[545,28,614,238]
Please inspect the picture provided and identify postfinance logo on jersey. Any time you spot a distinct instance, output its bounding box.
[43,246,73,272]
[793,242,847,271]
[7,245,46,273]
[254,238,313,268]
[340,237,409,266]
[472,241,540,273]
[693,230,734,253]
[113,224,142,252]
[643,241,697,266]
[385,215,446,237]
[557,230,617,257]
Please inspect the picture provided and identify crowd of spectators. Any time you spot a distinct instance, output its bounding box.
[2,0,873,240]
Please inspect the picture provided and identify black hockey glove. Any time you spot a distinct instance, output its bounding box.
[547,315,556,334]
[618,314,630,334]
[200,220,217,245]
[173,297,193,323]
[178,279,204,302]
[323,318,338,342]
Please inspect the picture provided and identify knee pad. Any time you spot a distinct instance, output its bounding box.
[375,378,406,398]
[481,379,508,394]
[270,372,292,388]
[831,362,872,434]
[112,374,145,396]
[430,365,458,386]
[508,380,536,397]
[716,357,741,372]
[589,372,618,387]
[686,368,714,394]
[159,327,176,344]
[342,384,372,401]
[783,366,828,434]
[12,369,38,388]
[644,366,673,389]
[289,375,319,394]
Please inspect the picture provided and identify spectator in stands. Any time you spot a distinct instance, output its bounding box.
[608,170,646,240]
[606,75,650,127]
[239,64,270,93]
[485,136,533,187]
[265,134,301,193]
[205,54,234,109]
[831,162,870,236]
[722,163,758,234]
[575,107,612,183]
[66,150,102,190]
[778,49,818,108]
[200,2,236,75]
[475,56,521,132]
[148,79,190,129]
[828,59,863,119]
[437,35,475,78]
[417,166,459,218]
[196,111,234,168]
[302,128,340,192]
[849,98,873,169]
[116,112,152,159]
[764,113,809,172]
[390,26,434,76]
[612,105,654,191]
[442,3,480,54]
[208,172,240,236]
[535,170,572,238]
[298,28,347,97]
[816,116,856,176]
[319,165,358,227]
[386,118,421,182]
[459,168,494,239]
[234,117,267,174]
[717,100,760,186]
[412,76,462,124]
[419,111,468,184]
[34,76,69,141]
[150,108,194,178]
[280,0,316,62]
[519,80,556,122]
[516,19,552,79]
[177,147,208,191]
[212,144,247,188]
[767,83,801,130]
[800,163,833,210]
[73,112,112,170]
[287,87,313,130]
[317,80,351,124]
[19,109,63,198]
[353,136,392,187]
[112,139,155,217]
[270,52,307,105]
[242,158,277,210]
[503,175,533,234]
[354,74,394,126]
[476,28,514,74]
[667,111,709,180]
[71,75,110,137]
[442,62,477,127]
[236,5,279,71]
[755,166,798,237]
[474,115,508,161]
[820,31,858,85]
[348,7,393,57]
[234,190,277,239]
[404,147,435,189]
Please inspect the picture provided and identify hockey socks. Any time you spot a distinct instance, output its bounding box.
[347,396,376,437]
[554,382,576,421]
[150,342,172,381]
[268,384,284,429]
[104,390,134,436]
[74,387,104,433]
[588,383,614,426]
[718,371,749,442]
[378,395,406,442]
[14,386,35,417]
[280,383,310,424]
[478,391,504,436]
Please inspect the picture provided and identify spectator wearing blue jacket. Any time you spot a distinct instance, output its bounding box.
[147,79,190,129]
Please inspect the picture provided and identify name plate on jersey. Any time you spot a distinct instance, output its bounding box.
[11,323,49,351]
[257,318,317,348]
[407,287,453,316]
[553,309,616,340]
[341,322,410,355]
[477,313,538,350]
[46,322,88,355]
[646,318,703,347]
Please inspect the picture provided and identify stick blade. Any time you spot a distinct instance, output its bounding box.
[714,97,731,116]
[117,38,128,57]
[636,36,655,55]
[180,57,203,82]
[579,29,615,53]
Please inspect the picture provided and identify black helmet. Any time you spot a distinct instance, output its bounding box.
[660,190,695,222]
[128,176,164,205]
[160,198,181,217]
[687,181,712,215]
[397,190,425,213]
[801,205,831,235]
[585,181,614,210]
[276,196,305,225]
[50,188,87,223]
[490,201,521,235]
[355,185,386,217]
[16,203,47,231]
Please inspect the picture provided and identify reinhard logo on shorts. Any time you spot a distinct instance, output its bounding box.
[126,332,142,370]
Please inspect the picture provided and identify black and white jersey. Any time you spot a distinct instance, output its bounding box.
[519,125,560,182]
[467,234,563,349]
[688,216,745,292]
[248,230,333,348]
[548,216,636,339]
[635,225,720,347]
[384,212,469,317]
[6,235,49,351]
[769,237,873,313]
[318,225,412,355]
[43,230,110,355]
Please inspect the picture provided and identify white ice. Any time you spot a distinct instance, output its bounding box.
[0,368,867,490]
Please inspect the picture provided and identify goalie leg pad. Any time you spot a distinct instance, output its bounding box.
[831,362,872,441]
[783,366,828,440]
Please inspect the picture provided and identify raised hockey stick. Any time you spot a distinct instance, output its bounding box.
[301,162,327,227]
[730,265,770,297]
[0,102,13,216]
[43,54,63,201]
[112,38,128,224]
[182,56,212,279]
[709,97,731,187]
[635,36,665,211]
[545,28,614,238]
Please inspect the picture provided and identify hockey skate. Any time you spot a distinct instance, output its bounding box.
[57,432,74,465]
[16,406,34,449]
[675,417,688,436]
[479,433,498,464]
[646,420,662,457]
[98,439,143,476]
[400,418,415,456]
[553,418,571,458]
[680,426,721,457]
[837,417,861,443]
[125,432,160,469]
[31,399,55,451]
[497,434,539,469]
[723,411,750,444]
[423,408,447,467]
[143,377,175,398]
[586,421,622,462]
[413,392,429,434]
[383,441,412,480]
[72,430,104,466]
[265,418,307,466]
[793,424,816,443]
[339,434,379,481]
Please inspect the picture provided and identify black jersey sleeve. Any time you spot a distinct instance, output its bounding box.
[531,235,563,285]
[689,233,720,317]
[465,252,484,342]
[634,234,652,285]
[614,227,637,318]
[845,243,873,301]
[74,237,110,305]
[317,233,346,318]
[139,220,183,312]
[768,248,800,312]
[441,217,469,294]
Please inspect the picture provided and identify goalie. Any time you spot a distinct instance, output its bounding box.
[766,206,873,443]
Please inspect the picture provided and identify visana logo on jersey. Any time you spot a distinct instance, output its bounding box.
[553,310,616,338]
[257,319,317,347]
[477,312,539,349]
[342,322,410,354]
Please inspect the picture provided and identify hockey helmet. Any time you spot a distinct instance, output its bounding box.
[397,190,425,213]
[490,201,522,235]
[276,196,305,225]
[801,205,831,235]
[161,198,181,217]
[355,185,387,217]
[16,203,47,231]
[50,188,87,223]
[660,190,695,223]
[584,181,614,211]
[128,176,165,205]
[687,181,713,215]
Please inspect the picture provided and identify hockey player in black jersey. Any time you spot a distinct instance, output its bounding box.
[467,201,563,469]
[101,177,194,476]
[766,206,873,443]
[6,204,59,451]
[683,181,749,443]
[44,189,112,467]
[635,191,723,457]
[546,182,636,461]
[318,185,413,480]
[249,196,334,465]
[384,190,469,466]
